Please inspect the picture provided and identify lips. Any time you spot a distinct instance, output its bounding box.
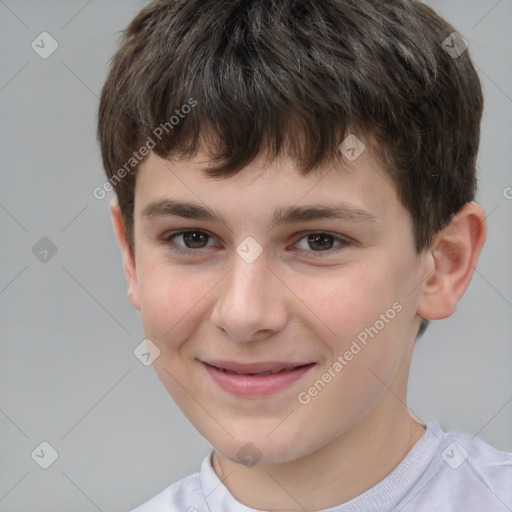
[201,360,316,396]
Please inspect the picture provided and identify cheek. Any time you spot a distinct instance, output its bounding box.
[135,262,214,409]
[136,259,208,350]
[299,261,408,381]
[298,262,395,340]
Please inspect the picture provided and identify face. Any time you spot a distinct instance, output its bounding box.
[122,148,429,465]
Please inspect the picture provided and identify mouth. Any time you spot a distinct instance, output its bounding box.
[201,360,316,396]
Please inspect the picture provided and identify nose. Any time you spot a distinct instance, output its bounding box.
[210,250,289,343]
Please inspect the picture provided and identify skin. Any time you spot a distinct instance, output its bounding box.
[111,146,486,511]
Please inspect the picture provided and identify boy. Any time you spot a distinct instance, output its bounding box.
[97,0,512,510]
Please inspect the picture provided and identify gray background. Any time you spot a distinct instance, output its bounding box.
[0,0,511,510]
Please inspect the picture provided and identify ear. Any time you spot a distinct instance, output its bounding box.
[416,201,487,321]
[109,198,141,310]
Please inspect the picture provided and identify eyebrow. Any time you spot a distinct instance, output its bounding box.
[141,199,378,228]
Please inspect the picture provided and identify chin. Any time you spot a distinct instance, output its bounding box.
[212,428,313,467]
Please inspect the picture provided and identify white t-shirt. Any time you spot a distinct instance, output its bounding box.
[130,422,512,511]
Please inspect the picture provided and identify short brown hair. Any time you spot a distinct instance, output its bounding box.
[97,0,484,338]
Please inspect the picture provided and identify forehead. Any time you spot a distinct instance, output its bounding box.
[133,149,402,229]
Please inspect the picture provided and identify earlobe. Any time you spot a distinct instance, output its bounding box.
[416,202,487,321]
[109,199,141,311]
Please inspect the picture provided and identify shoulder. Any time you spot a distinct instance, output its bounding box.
[410,423,512,511]
[128,470,206,512]
[442,428,512,488]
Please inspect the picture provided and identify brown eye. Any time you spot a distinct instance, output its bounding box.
[307,233,336,251]
[162,230,215,254]
[180,231,209,249]
[294,232,351,257]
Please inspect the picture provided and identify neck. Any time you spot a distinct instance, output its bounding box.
[212,400,426,511]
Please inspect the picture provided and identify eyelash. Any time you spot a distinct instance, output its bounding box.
[160,230,352,258]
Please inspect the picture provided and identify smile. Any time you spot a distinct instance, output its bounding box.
[201,361,316,396]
